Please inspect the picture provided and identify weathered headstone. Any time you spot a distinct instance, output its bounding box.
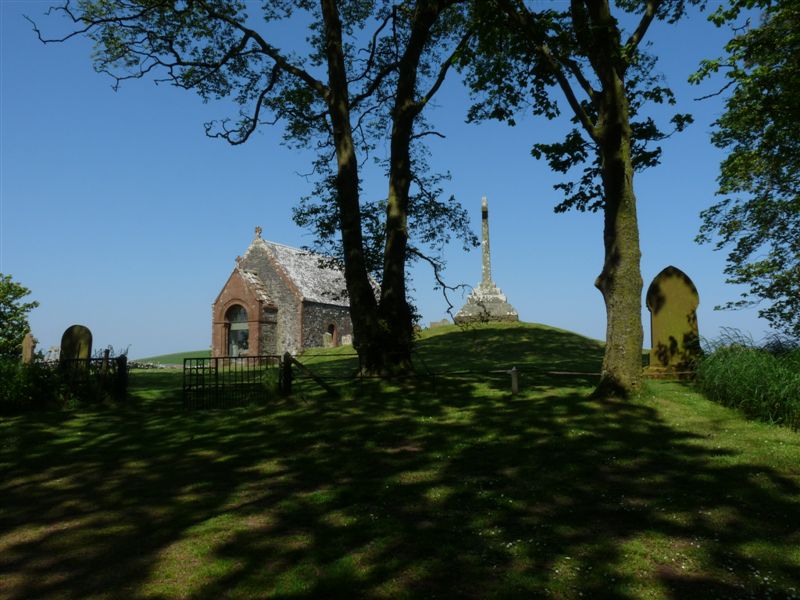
[60,324,93,363]
[646,266,700,376]
[21,333,36,364]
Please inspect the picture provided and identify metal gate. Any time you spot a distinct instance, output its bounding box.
[182,355,281,409]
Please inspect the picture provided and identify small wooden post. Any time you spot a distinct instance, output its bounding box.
[510,366,519,395]
[115,356,128,400]
[102,348,110,373]
[282,352,293,396]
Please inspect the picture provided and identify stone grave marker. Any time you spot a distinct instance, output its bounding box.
[60,324,93,363]
[21,333,36,364]
[646,266,700,376]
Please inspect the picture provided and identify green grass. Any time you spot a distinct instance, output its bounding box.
[2,323,799,599]
[697,343,800,430]
[134,349,211,364]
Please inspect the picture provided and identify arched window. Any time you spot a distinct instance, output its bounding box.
[225,304,249,357]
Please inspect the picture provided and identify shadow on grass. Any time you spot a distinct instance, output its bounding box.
[1,326,799,598]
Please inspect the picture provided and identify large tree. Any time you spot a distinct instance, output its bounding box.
[0,274,39,361]
[462,0,695,397]
[693,0,800,338]
[35,0,474,374]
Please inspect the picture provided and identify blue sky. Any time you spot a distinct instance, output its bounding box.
[1,1,771,358]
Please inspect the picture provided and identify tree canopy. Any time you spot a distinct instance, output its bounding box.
[35,0,476,373]
[0,274,39,360]
[693,0,800,338]
[461,0,697,397]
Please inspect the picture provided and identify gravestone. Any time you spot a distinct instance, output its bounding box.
[60,325,93,362]
[21,333,36,364]
[646,266,700,376]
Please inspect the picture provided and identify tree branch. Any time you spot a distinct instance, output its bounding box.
[499,0,599,142]
[204,63,282,145]
[558,55,598,104]
[25,1,154,44]
[197,0,329,99]
[624,0,662,57]
[694,79,735,101]
[349,8,395,86]
[416,28,474,110]
[407,246,469,318]
[411,130,446,140]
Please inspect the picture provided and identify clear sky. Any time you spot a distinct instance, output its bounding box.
[1,1,772,359]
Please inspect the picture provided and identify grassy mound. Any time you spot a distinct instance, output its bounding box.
[133,349,211,365]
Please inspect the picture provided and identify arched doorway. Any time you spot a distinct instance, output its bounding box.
[324,323,339,348]
[226,304,249,356]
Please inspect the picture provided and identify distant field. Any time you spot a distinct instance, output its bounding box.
[133,349,211,364]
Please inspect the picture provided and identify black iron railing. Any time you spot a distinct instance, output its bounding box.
[182,355,281,409]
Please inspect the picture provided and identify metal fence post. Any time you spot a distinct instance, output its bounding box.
[282,352,293,396]
[115,355,128,400]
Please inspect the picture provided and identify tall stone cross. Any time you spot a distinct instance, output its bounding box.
[453,195,519,324]
[481,196,492,285]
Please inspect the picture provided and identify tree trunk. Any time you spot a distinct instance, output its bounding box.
[374,6,439,375]
[593,80,644,398]
[320,0,384,372]
[377,112,416,374]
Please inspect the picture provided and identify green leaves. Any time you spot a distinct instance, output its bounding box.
[0,275,39,361]
[463,0,695,213]
[694,0,800,337]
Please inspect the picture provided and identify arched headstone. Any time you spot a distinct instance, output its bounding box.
[646,266,700,375]
[60,325,92,362]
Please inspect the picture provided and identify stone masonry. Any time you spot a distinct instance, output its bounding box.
[212,227,355,357]
[455,196,519,324]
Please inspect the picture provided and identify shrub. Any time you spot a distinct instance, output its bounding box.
[696,331,800,429]
[0,360,61,413]
[0,354,129,414]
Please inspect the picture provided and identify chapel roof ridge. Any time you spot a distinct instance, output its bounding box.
[241,227,351,308]
[246,235,335,258]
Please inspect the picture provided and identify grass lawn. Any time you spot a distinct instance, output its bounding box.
[133,350,211,365]
[2,323,799,599]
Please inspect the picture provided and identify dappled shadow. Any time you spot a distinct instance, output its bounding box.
[416,323,605,373]
[2,338,800,598]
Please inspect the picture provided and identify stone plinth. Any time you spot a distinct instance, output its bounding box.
[455,282,518,324]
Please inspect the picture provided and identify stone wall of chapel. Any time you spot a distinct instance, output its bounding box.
[211,271,274,357]
[301,302,354,349]
[241,245,303,356]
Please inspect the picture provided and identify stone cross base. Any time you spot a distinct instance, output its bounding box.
[454,282,519,324]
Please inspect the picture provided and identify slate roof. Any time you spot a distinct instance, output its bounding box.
[239,268,275,306]
[244,238,350,307]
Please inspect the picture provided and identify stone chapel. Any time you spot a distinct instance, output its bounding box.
[211,227,354,357]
